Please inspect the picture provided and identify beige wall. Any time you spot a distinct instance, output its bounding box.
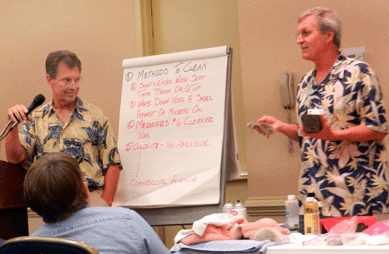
[151,0,247,175]
[238,0,389,219]
[0,0,137,158]
[0,0,137,235]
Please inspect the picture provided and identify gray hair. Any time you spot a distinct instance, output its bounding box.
[45,50,82,79]
[298,7,342,50]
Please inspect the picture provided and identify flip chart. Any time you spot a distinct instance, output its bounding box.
[114,46,234,224]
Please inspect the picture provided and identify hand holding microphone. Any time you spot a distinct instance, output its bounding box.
[8,104,30,123]
[7,94,46,123]
[1,94,46,141]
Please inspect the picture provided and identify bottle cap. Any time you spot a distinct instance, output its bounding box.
[224,201,233,207]
[287,195,295,200]
[235,200,243,208]
[306,197,315,202]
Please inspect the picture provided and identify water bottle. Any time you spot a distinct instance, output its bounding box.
[232,200,247,219]
[222,200,234,214]
[285,195,299,232]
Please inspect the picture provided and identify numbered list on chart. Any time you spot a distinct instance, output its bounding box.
[117,57,227,206]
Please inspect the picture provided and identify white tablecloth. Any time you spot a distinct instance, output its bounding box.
[265,244,389,254]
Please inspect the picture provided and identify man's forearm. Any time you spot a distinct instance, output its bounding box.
[303,120,387,142]
[5,126,27,164]
[277,122,299,141]
[332,124,386,142]
[102,164,120,206]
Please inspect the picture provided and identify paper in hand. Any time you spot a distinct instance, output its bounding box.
[247,121,273,137]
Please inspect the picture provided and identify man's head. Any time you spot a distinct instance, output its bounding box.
[24,152,89,223]
[298,7,342,50]
[46,50,82,106]
[296,7,342,61]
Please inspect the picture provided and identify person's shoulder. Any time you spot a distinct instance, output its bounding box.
[88,207,148,224]
[339,55,373,74]
[109,207,143,217]
[77,98,102,111]
[76,98,108,118]
[85,206,138,216]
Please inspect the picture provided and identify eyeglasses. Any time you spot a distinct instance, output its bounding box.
[58,77,83,87]
[296,30,312,38]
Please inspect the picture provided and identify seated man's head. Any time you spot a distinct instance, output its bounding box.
[24,152,89,223]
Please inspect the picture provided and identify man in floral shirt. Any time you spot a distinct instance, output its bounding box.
[6,50,121,207]
[257,6,388,221]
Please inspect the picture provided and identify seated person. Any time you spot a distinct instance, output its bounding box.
[24,152,170,254]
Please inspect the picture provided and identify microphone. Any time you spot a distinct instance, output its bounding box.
[0,94,46,141]
[26,94,46,116]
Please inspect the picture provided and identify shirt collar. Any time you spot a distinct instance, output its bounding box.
[328,54,349,80]
[47,97,83,117]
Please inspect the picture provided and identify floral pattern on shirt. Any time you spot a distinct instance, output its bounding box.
[296,55,389,217]
[19,98,122,190]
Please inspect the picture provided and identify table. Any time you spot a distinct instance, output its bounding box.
[265,244,389,254]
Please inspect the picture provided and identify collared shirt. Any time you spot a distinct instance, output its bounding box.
[32,207,170,254]
[296,55,389,217]
[19,98,121,190]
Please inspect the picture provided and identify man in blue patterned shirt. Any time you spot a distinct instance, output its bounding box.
[257,7,388,221]
[6,50,121,206]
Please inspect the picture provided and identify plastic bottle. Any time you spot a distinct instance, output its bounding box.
[285,195,299,232]
[222,200,234,214]
[303,197,320,235]
[232,200,247,219]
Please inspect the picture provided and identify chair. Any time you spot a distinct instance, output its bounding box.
[0,236,99,254]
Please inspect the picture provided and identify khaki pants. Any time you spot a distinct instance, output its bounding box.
[89,189,109,207]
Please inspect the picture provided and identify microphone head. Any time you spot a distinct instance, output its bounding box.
[34,94,46,105]
[27,94,46,114]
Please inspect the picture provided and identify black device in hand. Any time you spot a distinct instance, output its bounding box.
[301,115,322,133]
